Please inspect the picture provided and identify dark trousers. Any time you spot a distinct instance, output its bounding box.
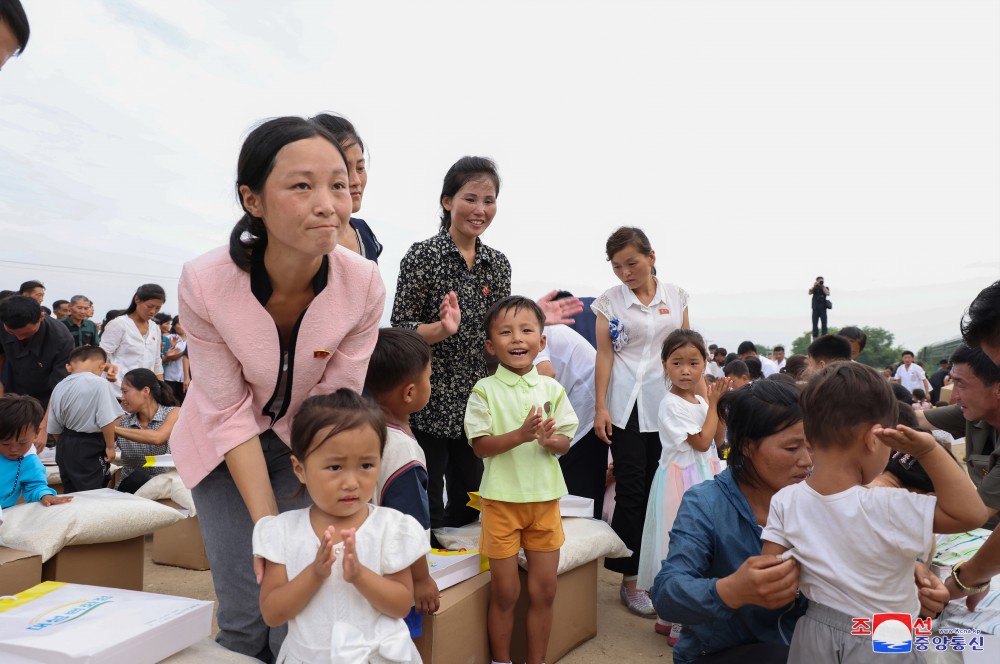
[559,428,608,519]
[697,643,790,663]
[605,405,661,576]
[191,431,311,663]
[413,427,483,530]
[117,468,154,494]
[811,306,828,338]
[55,429,109,493]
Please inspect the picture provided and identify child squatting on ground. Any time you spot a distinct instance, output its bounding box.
[465,296,579,664]
[760,362,987,663]
[365,327,441,633]
[0,394,72,509]
[252,389,430,663]
[47,346,122,492]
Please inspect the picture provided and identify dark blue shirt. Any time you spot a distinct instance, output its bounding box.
[350,218,383,263]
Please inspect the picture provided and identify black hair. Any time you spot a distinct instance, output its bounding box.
[40,306,51,316]
[901,350,915,358]
[773,345,785,353]
[766,372,797,385]
[102,309,125,330]
[229,117,346,271]
[0,394,43,443]
[744,357,763,380]
[708,344,718,352]
[715,347,728,359]
[0,0,29,53]
[0,295,40,329]
[911,388,927,400]
[170,315,181,333]
[0,290,14,302]
[365,328,432,397]
[553,290,575,300]
[439,156,501,231]
[807,334,853,363]
[153,313,172,326]
[605,227,656,276]
[737,341,757,356]
[950,344,1000,386]
[661,329,708,362]
[290,389,386,462]
[69,346,107,364]
[961,280,1000,349]
[52,299,69,311]
[311,113,365,154]
[724,359,750,378]
[838,325,867,352]
[801,363,898,448]
[124,284,166,315]
[891,382,914,404]
[122,369,179,407]
[18,280,43,294]
[483,295,545,336]
[939,359,950,367]
[718,381,803,490]
[782,355,809,380]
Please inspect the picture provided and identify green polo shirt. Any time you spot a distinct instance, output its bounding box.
[61,317,100,348]
[465,365,577,503]
[925,404,1000,510]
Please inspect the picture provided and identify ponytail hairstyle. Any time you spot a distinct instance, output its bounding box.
[229,117,346,271]
[439,156,501,231]
[605,226,656,275]
[122,368,179,407]
[124,284,166,315]
[311,113,365,154]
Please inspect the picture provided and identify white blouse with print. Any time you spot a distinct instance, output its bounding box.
[592,279,689,432]
[100,316,164,398]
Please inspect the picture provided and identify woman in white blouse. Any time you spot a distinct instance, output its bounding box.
[100,283,166,398]
[593,227,690,618]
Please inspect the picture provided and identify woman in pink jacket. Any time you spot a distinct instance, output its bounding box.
[172,116,384,661]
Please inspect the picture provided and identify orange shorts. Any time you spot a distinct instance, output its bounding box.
[479,498,565,559]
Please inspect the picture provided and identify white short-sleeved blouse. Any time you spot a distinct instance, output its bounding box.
[592,279,689,432]
[99,315,163,398]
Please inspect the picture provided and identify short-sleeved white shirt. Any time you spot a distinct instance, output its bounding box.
[895,363,927,392]
[761,482,935,617]
[592,279,689,432]
[534,324,596,447]
[100,316,163,398]
[759,356,780,377]
[658,392,718,468]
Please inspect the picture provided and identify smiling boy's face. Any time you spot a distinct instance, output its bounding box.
[485,306,546,376]
[0,426,36,461]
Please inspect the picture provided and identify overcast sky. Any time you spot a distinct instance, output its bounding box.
[2,0,997,352]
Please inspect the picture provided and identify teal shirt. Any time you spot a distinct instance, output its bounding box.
[464,365,577,502]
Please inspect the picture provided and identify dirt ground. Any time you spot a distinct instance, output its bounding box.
[144,543,675,663]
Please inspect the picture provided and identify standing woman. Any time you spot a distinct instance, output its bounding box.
[171,117,384,660]
[162,316,188,404]
[311,113,383,261]
[114,368,179,493]
[100,284,166,398]
[391,157,511,530]
[593,226,691,616]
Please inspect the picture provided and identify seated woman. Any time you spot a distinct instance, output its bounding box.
[650,381,949,664]
[113,368,179,493]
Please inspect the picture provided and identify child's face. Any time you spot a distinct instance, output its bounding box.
[902,354,913,366]
[485,307,545,375]
[0,427,37,461]
[292,425,380,519]
[729,374,751,390]
[663,345,705,392]
[67,357,106,377]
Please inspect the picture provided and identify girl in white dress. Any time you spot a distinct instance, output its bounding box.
[637,329,728,644]
[253,389,430,664]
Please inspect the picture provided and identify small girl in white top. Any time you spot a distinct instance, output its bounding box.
[637,329,728,642]
[253,389,429,664]
[100,284,166,398]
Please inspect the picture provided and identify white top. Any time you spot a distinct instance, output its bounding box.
[774,358,786,371]
[759,355,780,377]
[895,363,927,392]
[533,324,597,447]
[658,392,718,468]
[376,426,427,505]
[47,372,123,434]
[592,279,689,432]
[163,336,187,382]
[100,316,164,398]
[705,361,725,378]
[761,482,936,617]
[252,505,429,664]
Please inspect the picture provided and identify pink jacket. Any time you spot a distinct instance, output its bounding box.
[172,246,385,488]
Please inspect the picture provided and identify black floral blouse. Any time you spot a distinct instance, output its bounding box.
[391,229,511,438]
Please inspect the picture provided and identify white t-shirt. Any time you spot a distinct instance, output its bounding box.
[100,316,164,398]
[705,361,725,378]
[761,482,936,617]
[163,336,187,382]
[895,363,927,392]
[533,324,597,446]
[592,279,689,432]
[658,392,717,468]
[759,355,780,377]
[775,358,786,372]
[252,505,429,663]
[47,372,123,434]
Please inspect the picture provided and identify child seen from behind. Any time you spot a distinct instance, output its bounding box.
[761,363,987,663]
[465,296,579,664]
[0,395,73,508]
[253,389,430,663]
[637,329,728,645]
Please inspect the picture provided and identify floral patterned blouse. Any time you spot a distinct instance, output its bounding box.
[391,229,511,438]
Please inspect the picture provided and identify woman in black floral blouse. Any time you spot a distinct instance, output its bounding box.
[391,156,510,529]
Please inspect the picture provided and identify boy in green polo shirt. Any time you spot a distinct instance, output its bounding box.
[465,295,578,664]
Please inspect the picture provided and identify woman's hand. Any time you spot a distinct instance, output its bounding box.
[438,292,462,337]
[594,408,614,445]
[716,555,799,610]
[537,290,583,326]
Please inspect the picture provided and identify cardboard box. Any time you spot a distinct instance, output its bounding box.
[510,559,598,664]
[152,500,210,571]
[941,383,955,404]
[428,549,486,591]
[413,571,492,664]
[41,536,144,591]
[0,581,212,664]
[0,548,42,597]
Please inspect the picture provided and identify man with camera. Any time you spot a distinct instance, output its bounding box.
[809,276,830,339]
